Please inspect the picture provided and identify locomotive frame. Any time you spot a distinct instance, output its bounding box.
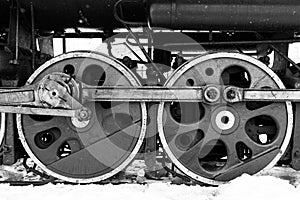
[1,0,300,185]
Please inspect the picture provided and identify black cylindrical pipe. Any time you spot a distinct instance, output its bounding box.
[149,0,300,31]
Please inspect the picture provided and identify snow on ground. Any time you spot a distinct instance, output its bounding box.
[1,159,300,200]
[0,170,300,200]
[215,174,299,200]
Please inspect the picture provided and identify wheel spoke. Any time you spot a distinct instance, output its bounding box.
[177,127,220,176]
[248,69,277,89]
[221,129,268,168]
[164,121,208,141]
[223,144,239,169]
[163,103,209,142]
[241,103,284,121]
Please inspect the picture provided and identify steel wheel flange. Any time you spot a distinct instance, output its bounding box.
[158,52,293,185]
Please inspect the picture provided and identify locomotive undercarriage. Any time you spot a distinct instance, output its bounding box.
[0,44,299,185]
[2,0,300,186]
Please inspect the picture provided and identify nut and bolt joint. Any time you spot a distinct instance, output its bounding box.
[226,89,236,100]
[77,108,91,121]
[204,86,221,103]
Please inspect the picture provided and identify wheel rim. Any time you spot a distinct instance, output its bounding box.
[17,52,147,183]
[158,52,293,185]
[0,113,6,146]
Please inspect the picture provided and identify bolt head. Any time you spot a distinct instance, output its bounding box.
[226,89,236,100]
[79,110,88,119]
[77,108,92,121]
[204,86,220,103]
[207,89,218,99]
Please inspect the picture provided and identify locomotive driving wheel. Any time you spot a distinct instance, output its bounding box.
[158,52,293,185]
[16,52,147,183]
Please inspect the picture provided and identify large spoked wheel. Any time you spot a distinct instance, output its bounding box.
[17,52,147,183]
[158,52,293,185]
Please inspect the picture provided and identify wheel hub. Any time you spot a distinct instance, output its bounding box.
[211,106,239,134]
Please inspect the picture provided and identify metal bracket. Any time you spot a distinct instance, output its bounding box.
[23,157,53,181]
[0,73,89,120]
[223,86,300,103]
[3,113,17,165]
